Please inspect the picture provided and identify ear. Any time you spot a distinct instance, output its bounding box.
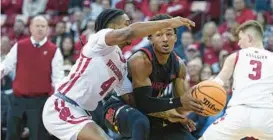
[247,34,252,42]
[107,23,116,29]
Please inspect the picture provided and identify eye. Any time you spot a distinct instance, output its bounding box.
[167,32,173,36]
[156,34,162,37]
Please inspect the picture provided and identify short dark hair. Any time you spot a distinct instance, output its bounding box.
[149,14,177,34]
[94,9,125,32]
[236,20,264,38]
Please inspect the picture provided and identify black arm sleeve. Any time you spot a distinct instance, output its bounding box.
[133,86,182,114]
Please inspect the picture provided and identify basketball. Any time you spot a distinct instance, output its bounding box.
[191,81,227,116]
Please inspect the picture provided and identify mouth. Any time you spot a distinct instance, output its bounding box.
[162,44,169,48]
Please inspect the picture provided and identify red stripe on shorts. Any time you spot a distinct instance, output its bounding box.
[54,99,90,124]
[62,58,91,94]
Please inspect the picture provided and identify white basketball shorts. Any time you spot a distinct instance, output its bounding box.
[202,105,273,140]
[42,96,93,140]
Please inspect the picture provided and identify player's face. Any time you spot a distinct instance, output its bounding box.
[150,28,177,55]
[116,14,132,48]
[238,31,251,48]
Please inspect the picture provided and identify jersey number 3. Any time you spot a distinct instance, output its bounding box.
[249,60,262,80]
[99,77,116,96]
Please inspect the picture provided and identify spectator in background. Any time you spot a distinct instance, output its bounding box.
[51,21,68,47]
[233,0,256,24]
[141,0,165,19]
[8,20,28,45]
[1,0,23,16]
[218,8,238,35]
[1,36,12,60]
[124,1,136,18]
[265,0,273,24]
[74,19,95,60]
[45,0,69,15]
[221,21,240,53]
[1,36,13,139]
[200,64,213,81]
[22,0,48,17]
[266,34,273,52]
[70,10,85,42]
[161,0,190,17]
[60,35,76,63]
[91,0,105,20]
[0,15,64,140]
[219,50,229,68]
[256,12,273,49]
[185,44,200,62]
[68,0,84,13]
[101,0,111,9]
[199,22,219,71]
[187,57,203,87]
[82,0,93,21]
[175,31,194,61]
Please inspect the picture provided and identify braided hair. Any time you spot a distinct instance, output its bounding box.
[94,9,125,32]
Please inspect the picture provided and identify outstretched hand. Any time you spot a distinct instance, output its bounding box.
[169,17,195,30]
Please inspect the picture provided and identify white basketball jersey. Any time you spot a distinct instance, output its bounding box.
[56,29,132,111]
[228,47,273,108]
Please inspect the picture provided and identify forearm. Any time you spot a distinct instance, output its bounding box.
[134,86,182,114]
[127,20,171,40]
[148,109,177,119]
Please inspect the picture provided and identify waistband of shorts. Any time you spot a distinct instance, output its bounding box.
[54,92,79,107]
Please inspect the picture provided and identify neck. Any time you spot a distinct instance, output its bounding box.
[32,37,44,43]
[154,52,170,65]
[63,50,71,56]
[252,41,264,49]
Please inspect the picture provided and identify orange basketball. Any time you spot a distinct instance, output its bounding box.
[191,81,227,116]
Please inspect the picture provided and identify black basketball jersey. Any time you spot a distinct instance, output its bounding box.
[129,45,180,98]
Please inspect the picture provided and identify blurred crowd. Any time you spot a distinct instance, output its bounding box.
[1,0,273,139]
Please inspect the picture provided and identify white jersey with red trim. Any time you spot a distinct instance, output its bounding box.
[56,29,132,111]
[228,47,273,108]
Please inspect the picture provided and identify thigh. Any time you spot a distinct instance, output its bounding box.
[77,122,110,140]
[42,96,93,140]
[251,108,273,140]
[202,107,248,140]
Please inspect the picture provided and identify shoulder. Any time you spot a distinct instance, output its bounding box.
[96,28,114,37]
[128,51,151,68]
[128,51,152,74]
[47,40,57,48]
[176,56,187,79]
[17,38,31,45]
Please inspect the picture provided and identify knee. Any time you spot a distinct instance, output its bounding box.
[133,114,150,133]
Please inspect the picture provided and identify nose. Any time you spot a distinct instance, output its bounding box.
[162,34,168,42]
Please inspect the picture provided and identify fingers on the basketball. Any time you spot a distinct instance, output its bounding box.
[190,101,204,112]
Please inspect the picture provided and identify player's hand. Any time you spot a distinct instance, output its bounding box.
[169,17,195,30]
[180,91,204,114]
[167,113,196,132]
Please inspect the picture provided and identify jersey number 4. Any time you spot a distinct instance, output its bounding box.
[249,60,262,80]
[99,77,116,96]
